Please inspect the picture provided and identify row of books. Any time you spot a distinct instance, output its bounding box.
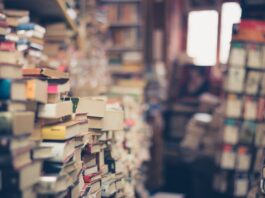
[215,20,265,197]
[110,28,140,49]
[228,43,265,69]
[225,67,265,95]
[103,4,140,24]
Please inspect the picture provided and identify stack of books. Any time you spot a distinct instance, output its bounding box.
[23,68,79,197]
[43,23,74,70]
[0,11,41,198]
[7,10,46,69]
[69,96,106,197]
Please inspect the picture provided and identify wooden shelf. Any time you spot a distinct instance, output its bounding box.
[100,0,141,3]
[4,0,78,34]
[107,47,141,52]
[109,23,141,28]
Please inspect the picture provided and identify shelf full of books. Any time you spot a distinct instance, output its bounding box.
[99,0,143,70]
[213,20,265,197]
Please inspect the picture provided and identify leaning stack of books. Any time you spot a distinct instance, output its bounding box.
[0,12,41,198]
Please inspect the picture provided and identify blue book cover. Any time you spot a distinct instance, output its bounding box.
[0,79,11,100]
[16,23,36,31]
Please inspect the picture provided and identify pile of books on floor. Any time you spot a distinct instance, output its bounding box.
[0,11,42,198]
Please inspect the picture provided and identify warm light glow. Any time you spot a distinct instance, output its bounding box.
[220,2,242,64]
[187,10,218,66]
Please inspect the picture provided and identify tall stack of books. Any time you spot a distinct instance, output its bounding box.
[68,97,106,197]
[0,11,41,198]
[214,20,265,197]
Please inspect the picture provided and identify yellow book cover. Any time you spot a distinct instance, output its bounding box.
[26,79,35,100]
[41,120,80,140]
[41,126,67,140]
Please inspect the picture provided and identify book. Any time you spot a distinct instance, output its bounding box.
[223,119,239,145]
[247,44,262,68]
[103,108,124,131]
[0,41,16,51]
[225,94,242,118]
[25,79,47,103]
[40,139,75,163]
[101,179,116,197]
[41,120,81,140]
[255,124,265,147]
[244,71,260,94]
[243,96,257,120]
[228,43,246,67]
[48,80,70,94]
[220,144,236,169]
[0,50,23,65]
[240,121,256,144]
[69,97,106,117]
[0,161,41,191]
[38,101,72,119]
[0,101,26,112]
[31,146,53,160]
[87,117,104,129]
[23,68,69,79]
[0,65,22,79]
[260,73,265,95]
[0,136,30,155]
[234,174,249,197]
[0,79,25,101]
[82,154,97,169]
[83,165,98,176]
[257,98,265,121]
[35,175,69,194]
[226,68,245,92]
[84,143,101,154]
[16,23,45,34]
[235,146,251,171]
[0,149,31,169]
[0,112,34,136]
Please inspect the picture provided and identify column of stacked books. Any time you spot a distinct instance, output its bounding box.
[213,20,265,197]
[42,23,74,71]
[23,66,86,197]
[0,11,41,198]
[75,97,126,197]
[108,83,152,197]
[67,96,106,198]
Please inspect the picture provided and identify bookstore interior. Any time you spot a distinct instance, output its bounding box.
[0,0,265,198]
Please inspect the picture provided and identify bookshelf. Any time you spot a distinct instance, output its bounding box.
[99,0,143,67]
[3,0,78,34]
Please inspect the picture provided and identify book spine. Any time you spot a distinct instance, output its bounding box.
[0,79,11,100]
[0,41,16,51]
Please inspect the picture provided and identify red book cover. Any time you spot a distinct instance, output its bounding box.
[83,172,100,183]
[0,41,16,51]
